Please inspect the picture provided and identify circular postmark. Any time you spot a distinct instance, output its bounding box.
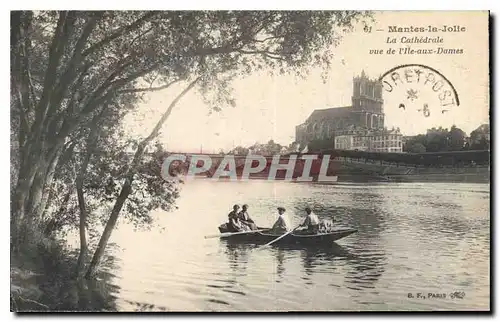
[378,64,460,118]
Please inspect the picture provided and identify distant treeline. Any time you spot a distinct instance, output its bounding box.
[403,125,489,153]
[327,149,490,167]
[306,124,490,156]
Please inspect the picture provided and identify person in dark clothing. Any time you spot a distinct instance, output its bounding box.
[228,204,244,232]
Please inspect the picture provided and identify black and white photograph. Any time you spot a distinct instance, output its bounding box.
[9,9,491,312]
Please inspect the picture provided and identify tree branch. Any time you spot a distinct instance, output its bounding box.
[48,15,279,150]
[79,62,161,116]
[47,13,103,122]
[252,35,284,43]
[141,77,199,147]
[82,11,159,58]
[29,11,76,150]
[85,78,198,278]
[237,48,286,60]
[78,60,134,112]
[128,26,154,49]
[46,63,92,140]
[16,295,49,310]
[118,79,182,94]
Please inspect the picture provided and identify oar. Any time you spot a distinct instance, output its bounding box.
[204,229,266,239]
[258,225,301,249]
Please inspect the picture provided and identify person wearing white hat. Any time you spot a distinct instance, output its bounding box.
[271,207,291,234]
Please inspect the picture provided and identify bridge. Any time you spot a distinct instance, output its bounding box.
[167,149,490,166]
[295,149,490,180]
[317,149,490,167]
[161,149,489,179]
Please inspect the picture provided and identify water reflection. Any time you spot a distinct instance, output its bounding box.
[221,238,384,292]
[342,208,387,291]
[343,246,386,291]
[223,240,250,273]
[350,191,384,206]
[295,188,389,292]
[209,241,250,298]
[295,242,384,291]
[275,247,286,282]
[109,181,489,311]
[296,243,354,282]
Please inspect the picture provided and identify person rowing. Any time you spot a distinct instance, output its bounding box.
[238,204,258,230]
[297,206,320,234]
[271,207,292,234]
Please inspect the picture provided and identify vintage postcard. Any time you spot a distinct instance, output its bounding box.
[10,10,490,312]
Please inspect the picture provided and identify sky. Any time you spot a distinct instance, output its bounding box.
[124,11,490,153]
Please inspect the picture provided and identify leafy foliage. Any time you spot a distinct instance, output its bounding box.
[308,138,333,152]
[11,10,374,280]
[406,142,426,153]
[469,124,490,150]
[11,231,120,311]
[403,125,487,153]
[228,139,301,155]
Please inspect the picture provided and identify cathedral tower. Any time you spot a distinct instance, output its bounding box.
[351,70,385,129]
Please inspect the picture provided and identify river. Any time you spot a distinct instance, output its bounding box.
[107,180,490,311]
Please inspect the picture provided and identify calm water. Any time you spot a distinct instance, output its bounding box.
[108,180,490,311]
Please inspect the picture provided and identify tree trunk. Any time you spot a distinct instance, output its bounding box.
[40,144,73,221]
[75,133,97,277]
[11,13,73,237]
[25,162,48,221]
[85,177,133,279]
[11,158,40,250]
[44,183,75,236]
[10,12,22,53]
[85,78,198,279]
[36,151,62,219]
[76,178,88,277]
[40,184,55,221]
[24,147,61,226]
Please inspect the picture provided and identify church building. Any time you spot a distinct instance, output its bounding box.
[295,71,385,145]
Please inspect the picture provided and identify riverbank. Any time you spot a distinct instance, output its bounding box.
[302,172,489,184]
[335,161,490,184]
[333,173,489,184]
[385,172,490,183]
[10,231,119,312]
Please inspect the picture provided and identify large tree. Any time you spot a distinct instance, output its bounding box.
[448,125,467,151]
[403,125,470,153]
[469,124,490,150]
[11,10,373,276]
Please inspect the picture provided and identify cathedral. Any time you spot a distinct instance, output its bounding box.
[295,71,385,145]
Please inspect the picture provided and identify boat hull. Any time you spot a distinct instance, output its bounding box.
[217,223,357,245]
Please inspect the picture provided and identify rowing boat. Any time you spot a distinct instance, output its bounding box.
[217,223,357,245]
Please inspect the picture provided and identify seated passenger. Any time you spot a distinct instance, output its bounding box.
[238,204,258,230]
[228,204,245,232]
[271,207,291,234]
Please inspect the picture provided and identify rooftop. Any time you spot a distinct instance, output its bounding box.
[306,106,352,123]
